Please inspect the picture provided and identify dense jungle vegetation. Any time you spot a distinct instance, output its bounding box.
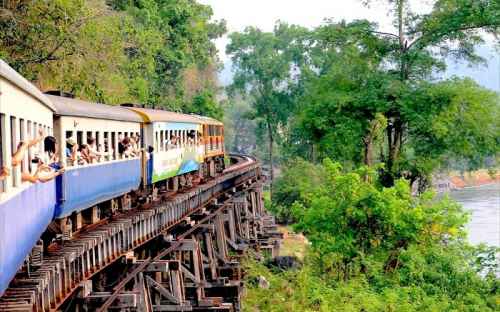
[225,0,500,311]
[0,0,226,117]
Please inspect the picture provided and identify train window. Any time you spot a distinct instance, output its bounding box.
[65,131,73,166]
[10,117,17,155]
[77,131,83,147]
[160,131,164,151]
[166,130,169,149]
[19,119,27,174]
[103,132,108,160]
[0,114,5,193]
[95,131,100,147]
[26,120,32,172]
[10,116,20,186]
[111,132,116,160]
[155,131,158,152]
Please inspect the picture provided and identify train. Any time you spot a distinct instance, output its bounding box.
[0,59,226,295]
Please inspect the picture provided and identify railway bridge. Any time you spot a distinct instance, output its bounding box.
[0,155,281,312]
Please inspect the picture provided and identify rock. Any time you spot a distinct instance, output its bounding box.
[265,256,301,271]
[258,276,269,289]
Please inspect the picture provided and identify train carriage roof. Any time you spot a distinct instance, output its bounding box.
[0,59,55,111]
[47,95,143,122]
[125,107,223,126]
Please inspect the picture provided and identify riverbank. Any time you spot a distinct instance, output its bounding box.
[434,169,499,191]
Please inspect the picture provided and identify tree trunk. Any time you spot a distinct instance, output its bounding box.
[363,139,373,167]
[267,121,274,202]
[384,116,404,186]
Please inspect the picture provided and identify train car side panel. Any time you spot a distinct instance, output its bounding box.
[150,121,203,183]
[0,180,56,295]
[0,62,56,295]
[55,159,141,218]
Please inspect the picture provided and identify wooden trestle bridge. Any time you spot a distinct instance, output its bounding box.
[0,155,281,312]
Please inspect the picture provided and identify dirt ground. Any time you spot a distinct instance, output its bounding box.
[277,226,308,260]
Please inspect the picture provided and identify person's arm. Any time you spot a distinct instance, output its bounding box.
[28,128,44,147]
[21,164,45,183]
[12,142,29,167]
[37,168,65,183]
[0,166,10,180]
[21,171,39,183]
[12,129,45,167]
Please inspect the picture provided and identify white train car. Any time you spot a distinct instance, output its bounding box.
[0,59,57,295]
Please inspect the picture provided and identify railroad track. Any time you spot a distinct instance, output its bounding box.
[0,155,281,312]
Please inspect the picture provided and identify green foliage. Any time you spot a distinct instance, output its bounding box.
[185,89,223,119]
[228,0,500,190]
[245,159,499,311]
[271,159,326,223]
[0,0,226,110]
[226,23,309,197]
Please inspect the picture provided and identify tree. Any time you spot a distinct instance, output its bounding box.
[111,0,226,108]
[226,23,308,199]
[0,0,226,109]
[243,159,500,311]
[292,0,500,188]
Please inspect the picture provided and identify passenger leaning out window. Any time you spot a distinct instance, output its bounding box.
[66,139,78,166]
[87,137,102,162]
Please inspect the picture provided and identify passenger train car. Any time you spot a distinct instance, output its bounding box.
[0,59,226,295]
[0,60,57,295]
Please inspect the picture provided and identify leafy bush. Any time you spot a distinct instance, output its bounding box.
[244,159,499,311]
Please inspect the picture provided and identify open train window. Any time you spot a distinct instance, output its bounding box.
[111,132,116,160]
[86,131,92,143]
[76,131,83,147]
[0,114,5,193]
[10,116,20,186]
[95,131,100,148]
[155,131,158,152]
[19,119,27,174]
[103,132,109,154]
[160,130,164,151]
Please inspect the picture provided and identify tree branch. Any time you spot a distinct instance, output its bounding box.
[370,30,400,39]
[407,23,497,52]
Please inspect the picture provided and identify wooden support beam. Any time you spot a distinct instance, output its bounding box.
[145,276,182,305]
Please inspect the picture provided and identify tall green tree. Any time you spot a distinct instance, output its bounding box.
[226,23,308,199]
[293,0,500,188]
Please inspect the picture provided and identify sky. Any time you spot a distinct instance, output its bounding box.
[199,0,499,91]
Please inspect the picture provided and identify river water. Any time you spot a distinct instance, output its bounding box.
[448,183,500,247]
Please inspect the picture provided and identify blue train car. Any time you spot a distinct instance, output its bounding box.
[0,60,57,295]
[47,95,143,218]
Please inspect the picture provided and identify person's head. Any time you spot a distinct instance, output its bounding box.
[87,137,96,145]
[66,138,76,150]
[80,144,89,151]
[44,136,57,154]
[122,137,130,145]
